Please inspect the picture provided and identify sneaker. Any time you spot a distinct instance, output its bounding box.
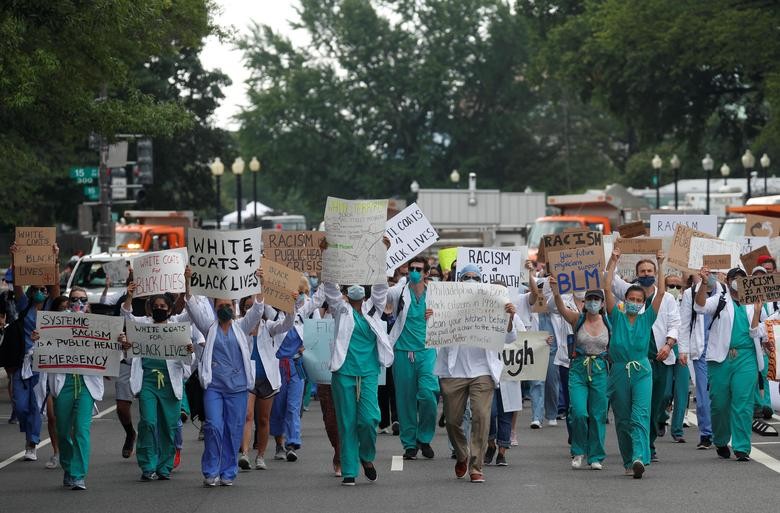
[334,464,342,477]
[547,419,558,427]
[624,468,633,476]
[556,412,567,420]
[286,448,298,462]
[571,455,584,469]
[455,459,468,479]
[470,472,485,483]
[438,414,446,428]
[392,421,400,436]
[274,446,286,460]
[683,420,690,428]
[157,473,171,481]
[697,437,712,450]
[672,435,686,443]
[203,476,219,487]
[173,448,181,470]
[650,452,659,462]
[495,453,508,467]
[716,445,731,459]
[140,471,158,481]
[220,478,234,486]
[590,461,603,470]
[530,420,542,429]
[46,454,60,469]
[63,473,73,488]
[122,432,136,459]
[657,423,666,437]
[735,451,750,462]
[377,426,391,434]
[632,460,645,479]
[341,477,356,486]
[23,447,37,461]
[484,445,496,465]
[71,479,86,491]
[238,453,251,470]
[362,462,378,482]
[419,442,434,459]
[255,456,267,470]
[762,406,774,420]
[403,447,418,460]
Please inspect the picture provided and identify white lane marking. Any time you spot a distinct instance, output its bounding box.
[751,442,780,445]
[0,404,116,471]
[391,455,403,471]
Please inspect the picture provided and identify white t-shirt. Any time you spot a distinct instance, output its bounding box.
[445,346,493,379]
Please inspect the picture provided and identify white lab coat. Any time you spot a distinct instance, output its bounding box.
[498,314,523,412]
[693,293,764,371]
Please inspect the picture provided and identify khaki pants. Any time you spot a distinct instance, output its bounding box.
[440,376,495,474]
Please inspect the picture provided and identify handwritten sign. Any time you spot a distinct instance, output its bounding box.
[737,273,780,304]
[765,320,780,381]
[385,203,439,275]
[102,259,129,285]
[302,318,335,384]
[540,230,602,265]
[745,214,780,237]
[531,293,549,313]
[126,319,191,360]
[322,197,388,285]
[650,214,717,237]
[33,312,124,376]
[425,281,510,351]
[687,237,740,270]
[438,247,458,274]
[262,231,324,276]
[616,221,647,238]
[262,258,302,313]
[500,332,551,381]
[741,245,772,273]
[703,255,731,270]
[188,228,262,299]
[740,236,770,255]
[15,227,57,286]
[456,247,527,286]
[546,244,605,295]
[668,225,717,273]
[615,237,662,254]
[131,248,187,298]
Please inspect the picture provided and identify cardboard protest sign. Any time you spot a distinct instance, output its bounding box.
[703,255,731,270]
[322,197,388,285]
[770,237,780,260]
[668,225,717,273]
[302,318,335,384]
[500,331,551,381]
[102,259,129,285]
[33,312,124,376]
[456,247,527,286]
[740,237,770,255]
[385,203,439,276]
[615,238,662,254]
[741,245,772,273]
[744,214,780,237]
[262,258,302,313]
[438,247,457,275]
[737,273,780,304]
[531,294,549,313]
[546,243,605,295]
[616,221,647,238]
[425,281,510,351]
[14,227,57,286]
[687,237,740,270]
[262,231,324,276]
[126,319,191,360]
[765,320,780,381]
[188,228,262,299]
[650,214,717,237]
[131,248,187,298]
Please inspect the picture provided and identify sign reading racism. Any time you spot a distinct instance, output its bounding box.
[262,231,324,276]
[456,247,527,286]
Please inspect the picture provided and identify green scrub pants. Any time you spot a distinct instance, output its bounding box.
[55,375,94,481]
[568,356,608,464]
[649,358,672,452]
[392,349,439,450]
[137,370,181,477]
[608,360,652,468]
[669,361,690,438]
[332,372,380,479]
[708,349,758,454]
[754,353,772,412]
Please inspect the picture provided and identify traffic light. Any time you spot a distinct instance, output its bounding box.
[136,139,153,185]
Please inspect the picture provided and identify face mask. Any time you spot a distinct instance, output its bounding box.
[730,279,739,292]
[429,276,440,282]
[636,276,655,287]
[668,288,680,300]
[584,300,602,314]
[625,302,642,315]
[408,270,422,284]
[32,290,46,303]
[707,274,718,289]
[347,285,365,301]
[217,306,234,322]
[152,308,169,322]
[71,302,88,313]
[309,277,319,288]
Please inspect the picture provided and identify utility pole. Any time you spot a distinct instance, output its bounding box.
[97,136,113,252]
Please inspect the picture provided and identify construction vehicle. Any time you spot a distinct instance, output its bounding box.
[114,210,194,252]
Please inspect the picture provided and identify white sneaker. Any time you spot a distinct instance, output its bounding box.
[238,453,251,471]
[571,455,584,469]
[254,456,267,470]
[46,454,59,469]
[547,419,558,427]
[530,420,542,429]
[590,461,603,470]
[23,448,37,461]
[203,476,219,487]
[274,447,286,460]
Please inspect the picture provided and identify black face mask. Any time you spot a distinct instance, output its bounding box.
[151,308,169,322]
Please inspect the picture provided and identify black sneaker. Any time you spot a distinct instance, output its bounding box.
[657,423,666,437]
[672,435,686,443]
[735,451,750,462]
[484,445,496,465]
[140,471,158,482]
[418,442,434,459]
[362,462,378,482]
[716,445,731,459]
[403,447,418,460]
[762,407,774,420]
[495,453,508,466]
[392,421,400,436]
[438,413,446,428]
[341,477,356,486]
[286,448,298,462]
[157,473,170,481]
[632,460,645,479]
[697,437,712,450]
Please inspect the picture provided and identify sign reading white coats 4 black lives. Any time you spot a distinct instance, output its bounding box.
[188,228,262,300]
[455,247,527,286]
[385,203,439,276]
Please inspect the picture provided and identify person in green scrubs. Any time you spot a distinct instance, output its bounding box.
[604,247,666,479]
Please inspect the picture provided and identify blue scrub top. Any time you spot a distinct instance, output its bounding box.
[250,335,266,380]
[211,326,247,393]
[276,326,303,359]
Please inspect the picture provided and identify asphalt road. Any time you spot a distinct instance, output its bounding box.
[1,387,779,513]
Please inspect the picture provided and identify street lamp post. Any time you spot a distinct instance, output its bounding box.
[410,179,420,197]
[761,153,771,194]
[670,154,680,210]
[232,157,245,228]
[210,157,225,230]
[450,169,460,188]
[702,154,713,215]
[249,157,261,226]
[652,154,662,208]
[741,149,755,200]
[721,162,730,186]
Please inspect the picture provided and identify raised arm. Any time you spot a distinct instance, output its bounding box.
[370,282,388,313]
[604,247,620,313]
[650,250,666,315]
[548,275,580,326]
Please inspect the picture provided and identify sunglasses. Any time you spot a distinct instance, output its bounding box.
[410,266,425,272]
[69,297,88,304]
[666,284,681,290]
[461,275,481,282]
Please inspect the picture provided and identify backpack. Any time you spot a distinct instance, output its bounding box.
[0,302,34,371]
[568,310,612,360]
[689,282,728,334]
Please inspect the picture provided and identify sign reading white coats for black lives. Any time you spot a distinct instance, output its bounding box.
[456,247,527,287]
[425,281,510,351]
[126,319,192,361]
[131,248,187,297]
[385,202,439,276]
[188,228,262,300]
[649,214,718,237]
[500,331,550,381]
[33,312,124,376]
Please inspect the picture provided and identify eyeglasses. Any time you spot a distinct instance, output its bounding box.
[461,275,481,282]
[666,285,681,290]
[69,297,88,304]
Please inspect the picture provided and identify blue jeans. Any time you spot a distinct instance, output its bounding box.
[693,357,712,438]
[527,380,545,422]
[12,370,42,445]
[537,314,561,421]
[489,392,513,448]
[270,370,304,448]
[202,388,247,481]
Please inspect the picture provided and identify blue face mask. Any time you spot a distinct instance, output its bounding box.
[625,302,642,315]
[408,270,422,284]
[298,293,306,302]
[584,300,602,314]
[707,274,718,289]
[636,276,655,287]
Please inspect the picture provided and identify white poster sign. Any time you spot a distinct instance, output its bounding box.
[688,237,740,270]
[302,318,335,384]
[322,197,388,285]
[126,319,192,360]
[740,236,770,255]
[456,246,527,286]
[131,248,187,298]
[102,259,129,285]
[650,214,718,237]
[187,228,262,299]
[385,202,439,275]
[500,331,551,381]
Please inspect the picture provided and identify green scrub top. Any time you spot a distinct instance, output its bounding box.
[395,288,427,352]
[339,309,380,377]
[608,304,657,363]
[730,303,755,350]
